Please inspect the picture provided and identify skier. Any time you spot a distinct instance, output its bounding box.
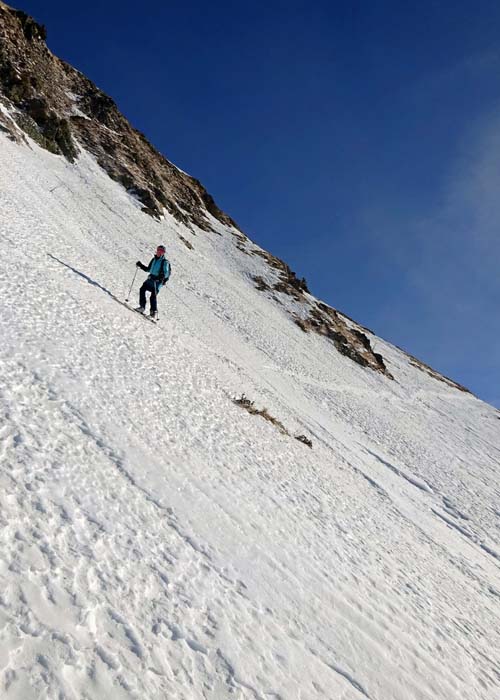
[135,244,171,317]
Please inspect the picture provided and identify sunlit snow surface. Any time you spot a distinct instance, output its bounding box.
[0,134,499,700]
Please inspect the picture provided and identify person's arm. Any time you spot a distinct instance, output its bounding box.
[136,258,152,272]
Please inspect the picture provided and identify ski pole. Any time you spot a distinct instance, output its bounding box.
[125,267,138,302]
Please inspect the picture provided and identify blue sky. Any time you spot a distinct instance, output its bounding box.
[20,0,500,407]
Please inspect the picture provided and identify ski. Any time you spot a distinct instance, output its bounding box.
[134,308,158,323]
[119,299,159,323]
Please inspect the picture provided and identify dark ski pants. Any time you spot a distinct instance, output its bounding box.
[139,278,160,313]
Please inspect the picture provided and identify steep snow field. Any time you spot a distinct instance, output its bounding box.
[0,133,499,700]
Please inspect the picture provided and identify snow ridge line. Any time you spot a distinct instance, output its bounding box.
[364,448,434,493]
[323,660,371,698]
[432,509,500,566]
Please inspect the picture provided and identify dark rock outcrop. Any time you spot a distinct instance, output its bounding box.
[251,249,309,298]
[295,303,393,378]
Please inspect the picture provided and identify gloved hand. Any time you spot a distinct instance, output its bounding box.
[136,261,142,268]
[159,276,165,284]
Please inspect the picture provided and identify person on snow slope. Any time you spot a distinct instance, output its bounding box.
[135,244,171,317]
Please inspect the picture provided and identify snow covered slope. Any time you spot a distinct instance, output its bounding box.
[1,132,499,700]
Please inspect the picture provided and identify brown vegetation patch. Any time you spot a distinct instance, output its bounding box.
[252,276,271,292]
[295,302,393,378]
[294,434,313,448]
[233,395,289,435]
[407,356,471,394]
[233,395,314,447]
[251,250,309,299]
[251,248,287,271]
[232,229,248,245]
[178,235,194,250]
[249,240,390,377]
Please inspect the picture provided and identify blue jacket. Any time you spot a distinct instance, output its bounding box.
[138,255,170,289]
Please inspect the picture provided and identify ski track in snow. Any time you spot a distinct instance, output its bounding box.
[0,134,499,699]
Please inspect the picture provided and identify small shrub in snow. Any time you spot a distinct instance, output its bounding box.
[233,394,254,410]
[233,394,288,435]
[179,235,194,250]
[252,275,271,292]
[295,434,313,448]
[233,395,312,447]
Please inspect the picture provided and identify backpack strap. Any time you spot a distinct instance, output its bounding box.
[162,257,171,281]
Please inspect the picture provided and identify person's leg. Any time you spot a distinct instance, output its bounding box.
[150,282,158,315]
[139,281,147,309]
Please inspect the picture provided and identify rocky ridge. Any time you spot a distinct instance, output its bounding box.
[0,1,234,230]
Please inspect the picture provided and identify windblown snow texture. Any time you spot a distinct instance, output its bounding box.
[0,134,499,700]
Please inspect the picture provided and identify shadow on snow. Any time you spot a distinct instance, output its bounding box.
[47,252,128,304]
